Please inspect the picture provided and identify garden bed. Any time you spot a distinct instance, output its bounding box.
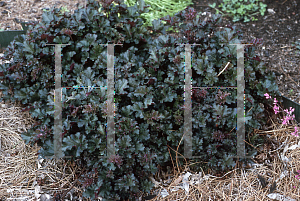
[0,0,300,200]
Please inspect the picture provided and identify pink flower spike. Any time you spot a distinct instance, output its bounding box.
[268,97,299,138]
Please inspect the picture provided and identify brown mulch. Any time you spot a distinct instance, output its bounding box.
[0,0,300,200]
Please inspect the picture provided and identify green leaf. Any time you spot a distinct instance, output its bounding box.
[117,135,132,148]
[133,86,148,97]
[132,101,144,118]
[88,137,103,152]
[152,19,163,31]
[42,11,54,24]
[23,41,35,54]
[143,95,154,109]
[209,3,216,8]
[31,108,41,118]
[159,87,177,102]
[244,16,250,22]
[116,79,129,95]
[14,88,28,101]
[97,123,106,135]
[135,143,145,152]
[62,132,87,157]
[78,118,88,128]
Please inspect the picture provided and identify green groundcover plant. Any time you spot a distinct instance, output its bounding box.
[209,0,267,22]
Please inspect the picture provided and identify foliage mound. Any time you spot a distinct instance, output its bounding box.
[0,0,282,199]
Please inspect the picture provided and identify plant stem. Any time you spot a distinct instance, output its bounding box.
[248,11,260,16]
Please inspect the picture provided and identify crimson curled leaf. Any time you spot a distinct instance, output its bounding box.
[46,35,54,43]
[67,63,75,74]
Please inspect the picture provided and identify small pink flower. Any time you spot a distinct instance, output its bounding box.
[264,93,271,99]
[273,105,279,114]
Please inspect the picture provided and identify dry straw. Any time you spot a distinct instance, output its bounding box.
[0,92,94,200]
[143,103,300,201]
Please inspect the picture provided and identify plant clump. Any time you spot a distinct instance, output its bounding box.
[0,0,282,199]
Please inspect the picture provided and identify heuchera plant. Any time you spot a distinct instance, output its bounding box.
[0,0,282,199]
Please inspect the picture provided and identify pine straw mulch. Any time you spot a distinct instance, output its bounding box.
[146,113,300,201]
[0,90,300,201]
[0,95,91,201]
